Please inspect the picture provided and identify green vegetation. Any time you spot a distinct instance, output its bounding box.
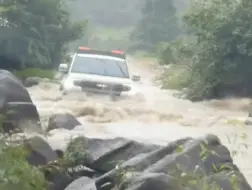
[0,0,86,71]
[15,68,56,80]
[0,143,47,190]
[159,0,252,101]
[0,143,46,190]
[0,117,47,190]
[158,65,191,90]
[157,37,196,90]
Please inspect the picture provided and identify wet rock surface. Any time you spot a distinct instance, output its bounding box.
[64,136,159,173]
[24,136,58,166]
[47,113,81,132]
[64,176,96,190]
[0,70,41,133]
[24,77,41,87]
[0,69,33,104]
[94,134,251,190]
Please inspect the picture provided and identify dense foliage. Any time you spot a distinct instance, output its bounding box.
[0,0,86,70]
[160,0,252,101]
[130,0,181,52]
[0,141,47,190]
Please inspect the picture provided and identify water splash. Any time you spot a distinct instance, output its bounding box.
[26,57,252,184]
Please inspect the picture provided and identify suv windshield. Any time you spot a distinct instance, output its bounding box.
[70,55,130,78]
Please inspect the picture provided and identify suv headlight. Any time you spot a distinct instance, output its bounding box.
[122,85,131,91]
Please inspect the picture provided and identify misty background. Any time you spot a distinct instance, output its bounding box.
[66,0,189,51]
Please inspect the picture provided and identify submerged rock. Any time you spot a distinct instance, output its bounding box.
[46,113,81,132]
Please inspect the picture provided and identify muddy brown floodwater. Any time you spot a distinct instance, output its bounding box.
[28,57,252,185]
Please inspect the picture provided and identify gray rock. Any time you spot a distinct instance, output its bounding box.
[64,177,96,190]
[46,113,81,132]
[24,77,40,87]
[95,134,251,190]
[0,70,41,133]
[122,173,179,190]
[65,136,159,172]
[3,102,42,133]
[0,70,32,104]
[24,136,58,166]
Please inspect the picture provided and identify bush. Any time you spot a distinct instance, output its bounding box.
[0,141,47,190]
[158,64,192,90]
[159,0,252,101]
[0,117,47,190]
[14,68,56,80]
[157,37,195,65]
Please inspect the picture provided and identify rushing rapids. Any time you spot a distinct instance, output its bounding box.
[24,57,252,186]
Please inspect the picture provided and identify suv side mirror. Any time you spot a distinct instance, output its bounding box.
[132,74,140,82]
[58,63,68,73]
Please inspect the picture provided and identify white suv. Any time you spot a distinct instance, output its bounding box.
[58,47,141,100]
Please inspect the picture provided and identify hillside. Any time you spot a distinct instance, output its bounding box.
[66,0,189,51]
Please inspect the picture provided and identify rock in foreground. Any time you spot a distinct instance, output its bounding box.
[24,136,58,166]
[92,134,251,190]
[64,176,96,190]
[0,69,41,133]
[0,69,33,103]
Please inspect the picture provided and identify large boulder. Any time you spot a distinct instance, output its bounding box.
[24,136,58,166]
[0,70,41,133]
[46,113,81,132]
[24,136,73,190]
[0,70,32,104]
[64,136,159,173]
[95,134,251,190]
[3,102,42,133]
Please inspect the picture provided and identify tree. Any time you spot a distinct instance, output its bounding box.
[0,0,86,70]
[130,0,180,52]
[179,0,252,100]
